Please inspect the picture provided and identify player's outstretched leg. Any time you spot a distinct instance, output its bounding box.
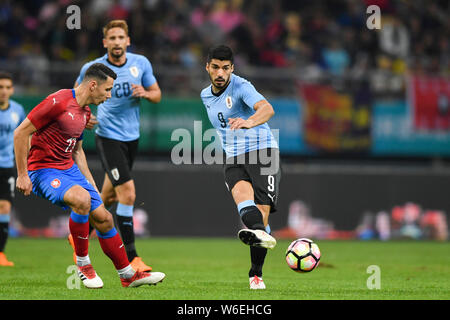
[248,233,269,289]
[115,202,152,272]
[96,228,165,287]
[114,180,152,272]
[101,176,152,272]
[236,200,276,249]
[91,206,164,287]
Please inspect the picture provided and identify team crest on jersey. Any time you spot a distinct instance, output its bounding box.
[51,178,61,189]
[225,96,233,109]
[111,168,120,181]
[11,112,19,125]
[129,66,139,78]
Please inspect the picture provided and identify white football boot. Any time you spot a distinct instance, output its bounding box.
[238,229,277,249]
[121,271,166,288]
[77,264,104,289]
[249,276,266,289]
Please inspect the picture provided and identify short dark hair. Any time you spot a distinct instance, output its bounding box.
[83,63,117,83]
[0,71,13,82]
[207,45,234,64]
[103,20,129,37]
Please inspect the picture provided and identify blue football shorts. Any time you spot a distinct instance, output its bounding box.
[28,163,103,212]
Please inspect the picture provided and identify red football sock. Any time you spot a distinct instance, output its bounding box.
[97,229,130,270]
[69,212,90,257]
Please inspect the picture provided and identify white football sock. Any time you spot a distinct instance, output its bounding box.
[117,264,135,279]
[76,255,91,267]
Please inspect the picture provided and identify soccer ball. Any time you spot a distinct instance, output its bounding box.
[285,238,321,272]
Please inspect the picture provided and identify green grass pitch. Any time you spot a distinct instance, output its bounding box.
[0,238,448,300]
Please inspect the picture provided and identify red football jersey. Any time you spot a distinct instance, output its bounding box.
[27,89,91,170]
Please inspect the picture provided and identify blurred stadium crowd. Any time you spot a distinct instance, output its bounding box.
[1,0,449,94]
[1,0,449,240]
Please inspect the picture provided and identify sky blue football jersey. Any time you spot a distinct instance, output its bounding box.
[200,74,278,157]
[0,99,26,168]
[76,52,157,141]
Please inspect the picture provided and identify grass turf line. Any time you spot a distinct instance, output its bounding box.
[0,238,448,300]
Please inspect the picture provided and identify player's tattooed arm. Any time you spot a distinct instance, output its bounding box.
[72,140,99,193]
[228,100,275,130]
[131,82,161,103]
[14,118,36,196]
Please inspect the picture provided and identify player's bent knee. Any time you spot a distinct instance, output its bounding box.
[116,189,135,205]
[90,206,114,232]
[102,195,118,208]
[108,195,118,204]
[103,211,114,226]
[0,200,12,214]
[77,194,91,214]
[65,186,91,215]
[122,193,135,205]
[115,180,136,205]
[101,186,116,202]
[231,181,254,202]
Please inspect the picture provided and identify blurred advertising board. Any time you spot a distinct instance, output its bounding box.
[371,100,450,156]
[371,74,450,156]
[297,82,372,154]
[409,75,450,131]
[14,96,212,152]
[13,74,450,158]
[15,95,305,154]
[267,98,304,155]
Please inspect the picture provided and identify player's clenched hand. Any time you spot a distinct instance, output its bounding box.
[131,84,147,98]
[85,114,98,130]
[16,175,33,196]
[228,117,255,130]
